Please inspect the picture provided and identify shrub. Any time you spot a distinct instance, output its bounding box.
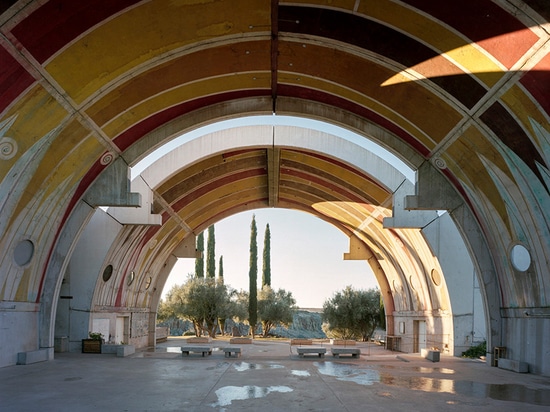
[461,341,486,358]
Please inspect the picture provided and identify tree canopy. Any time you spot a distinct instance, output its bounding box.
[206,225,216,278]
[322,286,382,341]
[248,214,258,335]
[195,232,204,278]
[257,286,296,337]
[262,223,271,288]
[161,276,231,338]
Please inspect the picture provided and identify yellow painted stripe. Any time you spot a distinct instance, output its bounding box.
[46,0,271,105]
[357,0,504,86]
[101,73,270,138]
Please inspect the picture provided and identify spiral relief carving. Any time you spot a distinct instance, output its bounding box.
[100,152,114,165]
[0,137,17,160]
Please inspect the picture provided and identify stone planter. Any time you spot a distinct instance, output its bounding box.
[82,339,103,353]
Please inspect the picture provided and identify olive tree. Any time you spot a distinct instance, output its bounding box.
[163,276,231,338]
[322,286,382,341]
[257,286,296,337]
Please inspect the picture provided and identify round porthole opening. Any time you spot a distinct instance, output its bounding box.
[102,265,113,282]
[14,239,34,267]
[511,244,531,272]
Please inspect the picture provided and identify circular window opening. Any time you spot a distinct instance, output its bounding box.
[14,239,34,267]
[102,265,113,282]
[511,244,531,272]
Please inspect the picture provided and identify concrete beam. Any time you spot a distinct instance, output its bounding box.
[84,157,141,207]
[106,177,162,225]
[267,147,280,207]
[173,235,197,258]
[344,235,372,260]
[405,162,462,211]
[383,180,439,228]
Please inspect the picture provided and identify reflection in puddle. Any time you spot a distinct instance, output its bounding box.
[314,362,380,385]
[413,367,455,374]
[212,385,293,408]
[233,362,284,371]
[291,370,310,377]
[380,375,550,406]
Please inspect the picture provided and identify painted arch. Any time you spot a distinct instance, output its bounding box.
[0,1,549,374]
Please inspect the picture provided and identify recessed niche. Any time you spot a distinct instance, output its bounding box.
[431,269,441,286]
[127,271,135,286]
[14,239,34,266]
[510,244,531,272]
[102,265,113,282]
[144,276,152,290]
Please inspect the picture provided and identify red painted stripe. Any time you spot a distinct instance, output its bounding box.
[520,55,550,117]
[286,149,388,191]
[0,47,35,113]
[277,84,430,157]
[403,0,538,69]
[171,168,267,213]
[11,0,141,64]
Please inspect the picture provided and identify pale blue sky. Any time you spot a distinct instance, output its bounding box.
[132,115,413,308]
[164,208,379,308]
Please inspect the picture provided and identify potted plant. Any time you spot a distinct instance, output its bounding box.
[82,332,104,353]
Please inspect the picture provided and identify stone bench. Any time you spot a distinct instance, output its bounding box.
[290,339,312,346]
[101,344,135,357]
[421,349,440,362]
[185,337,210,344]
[223,347,242,358]
[17,348,54,365]
[331,348,361,358]
[498,358,529,373]
[331,339,356,346]
[181,346,212,357]
[297,347,326,358]
[229,337,252,344]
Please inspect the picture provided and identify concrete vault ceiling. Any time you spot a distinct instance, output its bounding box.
[1,0,550,373]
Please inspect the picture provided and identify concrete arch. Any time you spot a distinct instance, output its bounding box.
[1,1,549,375]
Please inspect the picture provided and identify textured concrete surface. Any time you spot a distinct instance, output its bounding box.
[1,338,549,411]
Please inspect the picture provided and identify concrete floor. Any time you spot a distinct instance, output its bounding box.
[1,337,549,411]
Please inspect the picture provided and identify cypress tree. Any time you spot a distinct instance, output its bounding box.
[248,214,258,336]
[206,225,216,278]
[262,223,271,288]
[195,232,204,278]
[218,255,224,284]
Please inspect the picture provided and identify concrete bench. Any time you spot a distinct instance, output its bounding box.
[223,347,242,358]
[331,339,356,346]
[181,346,212,357]
[498,358,529,373]
[297,347,326,358]
[331,348,361,358]
[185,337,210,344]
[101,344,135,357]
[17,348,53,365]
[229,337,252,344]
[421,349,440,362]
[290,339,312,346]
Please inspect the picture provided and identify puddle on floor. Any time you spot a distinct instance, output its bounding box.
[314,362,380,385]
[291,370,310,377]
[412,367,456,374]
[379,374,550,406]
[211,385,293,408]
[233,362,284,371]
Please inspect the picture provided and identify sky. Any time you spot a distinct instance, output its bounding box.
[131,115,414,308]
[162,208,379,308]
